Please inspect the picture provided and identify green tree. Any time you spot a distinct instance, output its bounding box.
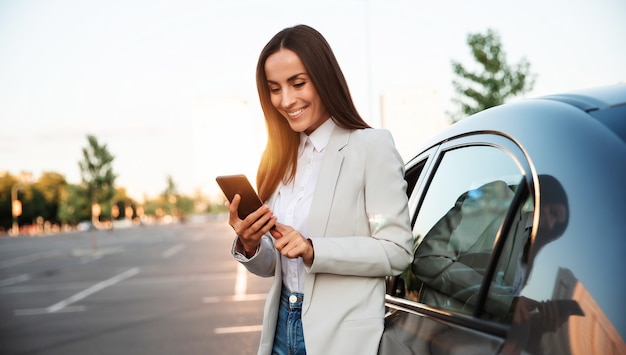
[112,187,138,219]
[58,184,90,225]
[0,173,46,232]
[175,195,195,218]
[449,28,536,122]
[20,186,46,226]
[141,198,159,218]
[0,173,19,232]
[33,171,67,225]
[163,175,177,198]
[78,135,117,221]
[162,174,178,216]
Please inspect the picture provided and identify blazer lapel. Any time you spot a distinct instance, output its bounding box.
[303,126,350,314]
[307,125,350,238]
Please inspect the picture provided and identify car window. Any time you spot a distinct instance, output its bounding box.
[480,193,533,322]
[401,145,524,317]
[404,159,424,198]
[497,174,626,352]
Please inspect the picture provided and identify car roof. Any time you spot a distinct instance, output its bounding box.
[539,83,626,111]
[537,83,626,142]
[410,83,626,157]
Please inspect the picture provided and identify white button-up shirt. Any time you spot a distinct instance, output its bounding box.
[273,118,334,293]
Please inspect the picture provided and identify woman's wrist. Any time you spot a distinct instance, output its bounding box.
[237,237,259,258]
[244,245,257,258]
[303,238,315,266]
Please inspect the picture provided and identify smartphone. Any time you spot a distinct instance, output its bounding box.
[215,174,264,220]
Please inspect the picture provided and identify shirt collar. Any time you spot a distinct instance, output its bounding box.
[299,118,335,154]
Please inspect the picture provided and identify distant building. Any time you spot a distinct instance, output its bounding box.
[380,87,448,162]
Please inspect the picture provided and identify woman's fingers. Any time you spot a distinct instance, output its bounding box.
[229,195,274,235]
[226,194,242,228]
[229,199,277,256]
[274,230,306,257]
[271,222,291,238]
[270,224,314,264]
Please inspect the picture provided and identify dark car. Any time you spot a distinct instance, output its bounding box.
[379,84,626,354]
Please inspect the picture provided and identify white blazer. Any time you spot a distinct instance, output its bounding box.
[233,126,413,355]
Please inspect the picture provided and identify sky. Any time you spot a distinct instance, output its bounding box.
[1,0,625,201]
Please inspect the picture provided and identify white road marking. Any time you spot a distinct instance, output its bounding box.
[15,306,86,316]
[0,250,61,269]
[2,273,236,294]
[0,274,30,287]
[47,267,139,313]
[14,267,140,316]
[234,263,247,297]
[203,293,267,303]
[162,244,186,258]
[214,325,263,334]
[211,265,268,335]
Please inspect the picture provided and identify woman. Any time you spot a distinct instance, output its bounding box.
[227,24,413,355]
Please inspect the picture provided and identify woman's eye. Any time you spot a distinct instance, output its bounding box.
[269,87,281,93]
[294,81,306,89]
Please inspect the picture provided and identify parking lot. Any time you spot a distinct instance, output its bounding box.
[0,219,271,355]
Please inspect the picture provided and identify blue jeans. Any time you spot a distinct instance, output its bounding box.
[272,288,306,355]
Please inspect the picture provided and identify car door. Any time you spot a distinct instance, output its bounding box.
[381,134,532,355]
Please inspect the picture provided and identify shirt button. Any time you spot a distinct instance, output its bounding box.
[289,295,298,303]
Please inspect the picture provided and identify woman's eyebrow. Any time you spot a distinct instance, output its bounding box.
[287,73,307,82]
[267,73,308,84]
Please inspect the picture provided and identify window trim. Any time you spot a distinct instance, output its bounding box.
[404,145,440,228]
[385,294,509,337]
[474,176,531,317]
[389,132,536,331]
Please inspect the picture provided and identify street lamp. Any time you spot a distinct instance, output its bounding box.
[11,183,24,236]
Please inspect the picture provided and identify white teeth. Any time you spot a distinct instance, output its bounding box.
[288,108,305,117]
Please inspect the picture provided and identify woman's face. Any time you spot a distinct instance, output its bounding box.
[265,48,330,135]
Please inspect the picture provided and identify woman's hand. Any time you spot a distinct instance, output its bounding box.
[270,223,315,266]
[227,194,276,257]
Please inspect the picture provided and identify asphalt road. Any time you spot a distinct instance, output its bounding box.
[0,218,272,355]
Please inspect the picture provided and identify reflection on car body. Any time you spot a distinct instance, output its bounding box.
[380,84,626,354]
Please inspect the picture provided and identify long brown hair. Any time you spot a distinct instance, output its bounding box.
[255,24,370,201]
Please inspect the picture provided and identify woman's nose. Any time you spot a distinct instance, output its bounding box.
[281,89,296,108]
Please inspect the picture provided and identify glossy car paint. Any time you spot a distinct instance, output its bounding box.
[380,84,626,354]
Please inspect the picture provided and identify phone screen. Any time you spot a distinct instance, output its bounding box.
[215,174,263,220]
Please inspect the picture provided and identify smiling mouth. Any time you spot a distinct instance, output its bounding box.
[287,106,307,118]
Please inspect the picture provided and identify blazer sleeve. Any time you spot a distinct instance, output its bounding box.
[307,129,413,277]
[231,234,277,277]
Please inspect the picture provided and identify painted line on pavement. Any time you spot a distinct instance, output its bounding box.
[47,268,140,313]
[0,274,30,287]
[203,293,267,303]
[234,263,247,297]
[2,273,236,294]
[0,250,61,269]
[14,267,140,316]
[214,325,263,334]
[162,244,186,258]
[15,306,86,316]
